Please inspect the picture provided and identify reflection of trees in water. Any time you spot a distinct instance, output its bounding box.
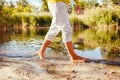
[101,47,120,60]
[73,28,120,60]
[0,32,11,44]
[72,28,120,47]
[108,49,120,60]
[77,29,120,45]
[0,27,48,44]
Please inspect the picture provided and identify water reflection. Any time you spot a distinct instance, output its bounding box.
[0,33,11,44]
[75,47,102,59]
[72,29,120,60]
[0,27,120,61]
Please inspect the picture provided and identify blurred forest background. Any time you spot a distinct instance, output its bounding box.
[0,0,120,31]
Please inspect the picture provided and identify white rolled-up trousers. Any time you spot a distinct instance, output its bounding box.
[45,2,72,42]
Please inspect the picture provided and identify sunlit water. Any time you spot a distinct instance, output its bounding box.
[0,28,120,61]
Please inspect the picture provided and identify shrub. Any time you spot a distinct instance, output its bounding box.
[83,6,120,29]
[11,12,52,27]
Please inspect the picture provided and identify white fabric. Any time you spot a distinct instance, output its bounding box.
[45,2,72,42]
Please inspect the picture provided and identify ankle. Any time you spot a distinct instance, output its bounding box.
[69,55,77,60]
[69,53,78,58]
[38,49,44,54]
[38,51,44,60]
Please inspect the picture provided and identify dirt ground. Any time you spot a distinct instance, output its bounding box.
[0,53,120,80]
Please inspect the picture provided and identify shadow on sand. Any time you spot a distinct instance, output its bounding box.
[87,59,120,66]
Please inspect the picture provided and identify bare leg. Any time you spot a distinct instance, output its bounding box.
[38,40,51,60]
[64,41,88,62]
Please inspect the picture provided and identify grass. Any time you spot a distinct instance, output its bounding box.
[82,6,120,29]
[0,5,120,30]
[11,12,52,27]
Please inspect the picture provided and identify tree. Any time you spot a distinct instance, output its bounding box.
[102,0,114,6]
[16,0,31,12]
[0,0,5,5]
[40,0,49,12]
[78,0,99,10]
[111,0,120,5]
[0,0,5,26]
[87,0,98,8]
[79,0,88,10]
[0,1,15,27]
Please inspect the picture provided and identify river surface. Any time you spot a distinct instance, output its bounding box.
[0,28,120,61]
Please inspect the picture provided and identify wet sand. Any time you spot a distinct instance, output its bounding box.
[0,53,120,80]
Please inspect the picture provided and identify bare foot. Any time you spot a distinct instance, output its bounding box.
[70,55,89,63]
[38,51,44,60]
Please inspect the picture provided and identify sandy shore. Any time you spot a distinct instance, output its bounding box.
[0,53,120,80]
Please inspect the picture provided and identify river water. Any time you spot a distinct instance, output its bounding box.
[0,27,120,61]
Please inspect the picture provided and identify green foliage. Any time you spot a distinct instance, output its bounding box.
[111,0,120,5]
[0,1,120,30]
[79,0,98,9]
[40,0,49,12]
[87,0,98,8]
[0,4,14,26]
[11,13,52,27]
[35,13,52,26]
[83,6,120,28]
[0,0,34,28]
[16,0,32,12]
[80,29,120,48]
[79,1,87,10]
[69,14,83,26]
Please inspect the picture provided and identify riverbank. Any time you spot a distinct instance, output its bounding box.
[0,52,120,80]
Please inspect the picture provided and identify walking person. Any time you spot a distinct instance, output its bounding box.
[38,0,88,62]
